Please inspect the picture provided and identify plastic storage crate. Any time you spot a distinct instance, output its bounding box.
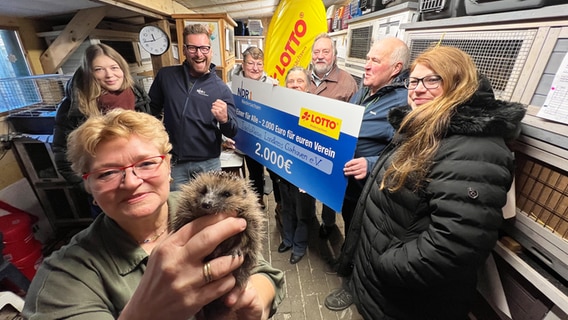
[464,0,566,15]
[383,0,418,9]
[419,0,465,20]
[359,0,385,14]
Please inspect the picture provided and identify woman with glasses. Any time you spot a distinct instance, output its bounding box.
[227,46,282,212]
[275,66,316,265]
[232,46,278,84]
[23,109,284,319]
[325,46,526,319]
[52,43,152,216]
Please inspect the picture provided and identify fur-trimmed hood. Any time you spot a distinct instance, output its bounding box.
[388,94,526,140]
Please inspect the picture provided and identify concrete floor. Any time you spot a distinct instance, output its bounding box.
[259,189,364,320]
[259,179,496,320]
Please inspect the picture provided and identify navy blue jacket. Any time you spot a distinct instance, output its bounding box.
[149,61,237,162]
[349,70,408,172]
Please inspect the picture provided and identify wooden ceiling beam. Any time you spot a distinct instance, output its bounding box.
[98,0,173,18]
[40,6,108,74]
[90,29,139,42]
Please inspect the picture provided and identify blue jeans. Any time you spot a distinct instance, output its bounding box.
[279,179,315,256]
[171,157,221,191]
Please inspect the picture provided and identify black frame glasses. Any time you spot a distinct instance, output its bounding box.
[404,75,443,90]
[183,45,211,54]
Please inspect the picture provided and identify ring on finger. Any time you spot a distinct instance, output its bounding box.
[203,262,213,284]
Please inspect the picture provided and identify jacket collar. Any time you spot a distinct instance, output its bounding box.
[388,95,526,139]
[312,64,339,83]
[101,194,181,276]
[356,69,409,105]
[183,60,217,78]
[100,214,148,276]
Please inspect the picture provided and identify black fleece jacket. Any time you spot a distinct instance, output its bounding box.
[149,61,237,162]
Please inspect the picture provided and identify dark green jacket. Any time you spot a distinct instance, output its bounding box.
[23,192,285,319]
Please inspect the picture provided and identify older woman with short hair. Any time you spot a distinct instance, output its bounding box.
[276,66,316,265]
[24,109,284,320]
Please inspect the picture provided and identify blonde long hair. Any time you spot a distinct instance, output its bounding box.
[381,46,479,192]
[75,43,134,117]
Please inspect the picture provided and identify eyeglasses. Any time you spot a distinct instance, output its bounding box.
[404,75,443,90]
[82,155,166,191]
[183,45,211,54]
[245,60,264,68]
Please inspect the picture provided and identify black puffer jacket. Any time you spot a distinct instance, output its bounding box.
[52,74,151,185]
[337,91,526,319]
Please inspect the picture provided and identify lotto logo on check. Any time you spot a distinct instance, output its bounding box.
[298,108,341,140]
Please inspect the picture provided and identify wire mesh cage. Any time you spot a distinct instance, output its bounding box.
[349,25,373,60]
[407,29,536,101]
[0,74,71,134]
[0,74,71,113]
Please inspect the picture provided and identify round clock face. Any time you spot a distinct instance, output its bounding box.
[139,26,170,55]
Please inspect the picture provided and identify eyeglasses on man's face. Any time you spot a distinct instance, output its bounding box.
[404,75,443,90]
[183,45,211,54]
[82,155,166,191]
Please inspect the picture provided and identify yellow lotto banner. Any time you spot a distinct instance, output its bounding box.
[264,0,328,86]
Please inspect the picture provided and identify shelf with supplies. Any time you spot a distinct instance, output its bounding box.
[234,36,265,64]
[9,137,93,234]
[329,2,419,81]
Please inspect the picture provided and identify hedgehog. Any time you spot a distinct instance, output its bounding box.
[169,170,266,288]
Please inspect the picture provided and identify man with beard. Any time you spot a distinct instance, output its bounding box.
[149,24,238,191]
[309,33,358,102]
[308,33,358,239]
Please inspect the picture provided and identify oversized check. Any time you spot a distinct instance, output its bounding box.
[231,75,364,212]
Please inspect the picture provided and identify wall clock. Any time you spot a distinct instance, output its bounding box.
[139,25,170,55]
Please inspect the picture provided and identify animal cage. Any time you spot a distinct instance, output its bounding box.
[0,74,71,134]
[464,0,566,16]
[406,29,536,101]
[419,0,446,12]
[419,0,466,20]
